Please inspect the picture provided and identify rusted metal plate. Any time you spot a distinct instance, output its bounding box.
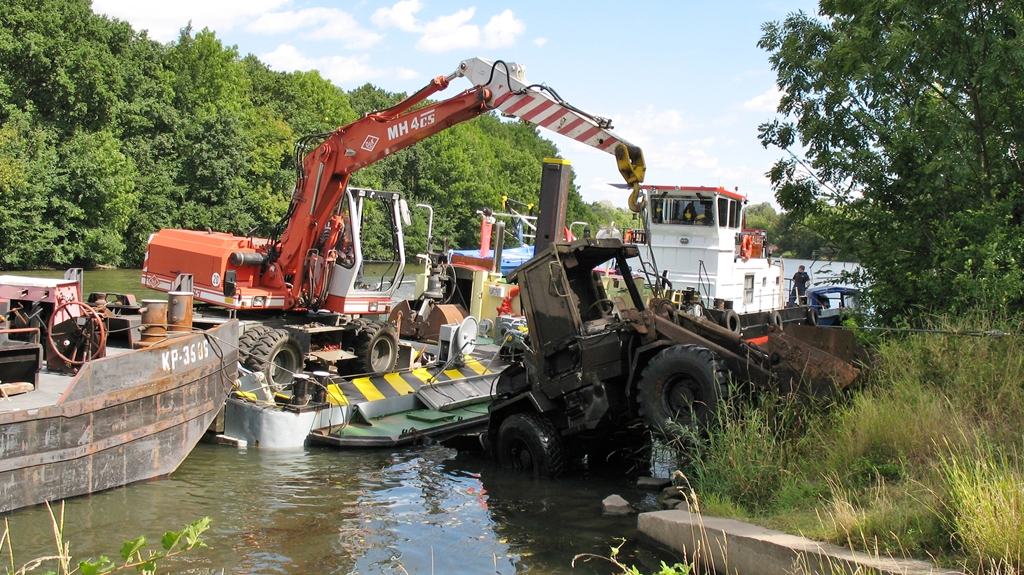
[784,324,870,367]
[750,326,861,396]
[0,320,238,514]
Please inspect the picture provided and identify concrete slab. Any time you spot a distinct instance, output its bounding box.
[638,510,963,575]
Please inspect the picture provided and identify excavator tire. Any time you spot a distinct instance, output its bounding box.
[496,413,567,478]
[637,344,728,440]
[351,319,399,375]
[244,328,304,389]
[237,324,273,364]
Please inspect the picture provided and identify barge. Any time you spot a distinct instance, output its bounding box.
[0,270,238,513]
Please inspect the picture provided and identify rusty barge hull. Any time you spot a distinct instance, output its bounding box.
[0,321,238,514]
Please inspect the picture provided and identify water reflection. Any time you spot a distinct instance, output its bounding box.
[3,444,676,574]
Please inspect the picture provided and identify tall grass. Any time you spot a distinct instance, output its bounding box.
[940,439,1024,572]
[670,315,1024,574]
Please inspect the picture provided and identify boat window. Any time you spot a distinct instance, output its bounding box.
[729,200,740,228]
[650,197,715,226]
[651,197,666,224]
[718,198,729,228]
[744,274,754,304]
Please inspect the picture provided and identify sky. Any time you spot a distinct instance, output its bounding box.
[90,0,820,209]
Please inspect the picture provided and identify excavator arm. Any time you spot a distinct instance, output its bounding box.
[265,57,645,303]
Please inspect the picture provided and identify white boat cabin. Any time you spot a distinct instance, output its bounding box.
[640,185,785,315]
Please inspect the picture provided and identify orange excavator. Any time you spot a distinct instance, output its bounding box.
[142,57,645,382]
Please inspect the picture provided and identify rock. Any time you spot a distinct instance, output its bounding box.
[602,494,634,516]
[675,500,690,511]
[661,497,684,510]
[636,476,672,490]
[661,485,686,499]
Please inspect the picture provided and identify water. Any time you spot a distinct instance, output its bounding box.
[3,268,679,574]
[5,445,676,574]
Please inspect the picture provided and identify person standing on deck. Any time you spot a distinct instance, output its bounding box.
[792,265,811,305]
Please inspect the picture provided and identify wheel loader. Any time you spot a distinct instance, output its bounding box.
[485,238,864,477]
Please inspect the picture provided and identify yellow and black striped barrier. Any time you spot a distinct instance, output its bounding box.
[325,358,494,406]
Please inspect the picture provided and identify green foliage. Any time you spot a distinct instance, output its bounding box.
[0,1,614,270]
[670,318,1024,570]
[1,504,209,575]
[759,2,1024,322]
[573,539,692,575]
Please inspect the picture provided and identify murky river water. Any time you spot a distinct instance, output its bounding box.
[3,269,680,574]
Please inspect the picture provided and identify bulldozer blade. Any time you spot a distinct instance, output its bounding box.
[750,326,862,397]
[784,324,870,368]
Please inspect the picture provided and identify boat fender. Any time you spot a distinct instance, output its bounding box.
[719,309,741,334]
[805,307,818,326]
[767,311,783,330]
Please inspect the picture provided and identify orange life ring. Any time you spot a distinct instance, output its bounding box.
[740,234,754,261]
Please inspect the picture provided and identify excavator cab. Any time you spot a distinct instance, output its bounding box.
[318,187,408,313]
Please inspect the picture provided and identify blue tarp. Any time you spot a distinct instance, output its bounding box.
[452,244,535,276]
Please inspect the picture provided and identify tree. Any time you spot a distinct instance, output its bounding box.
[759,1,1024,322]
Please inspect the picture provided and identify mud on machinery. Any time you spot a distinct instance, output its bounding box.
[485,239,865,477]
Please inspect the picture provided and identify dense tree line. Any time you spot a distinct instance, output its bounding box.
[0,0,612,270]
[760,0,1024,322]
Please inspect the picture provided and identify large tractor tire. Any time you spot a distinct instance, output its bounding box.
[496,413,567,478]
[351,319,399,375]
[244,328,304,389]
[637,344,728,440]
[238,324,273,364]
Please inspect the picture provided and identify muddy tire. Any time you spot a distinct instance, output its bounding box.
[238,324,273,363]
[637,344,728,440]
[244,328,304,388]
[496,413,567,478]
[767,311,783,330]
[351,320,398,375]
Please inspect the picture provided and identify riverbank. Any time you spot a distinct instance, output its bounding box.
[664,316,1023,575]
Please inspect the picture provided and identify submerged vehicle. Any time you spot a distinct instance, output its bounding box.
[0,270,238,513]
[484,239,863,477]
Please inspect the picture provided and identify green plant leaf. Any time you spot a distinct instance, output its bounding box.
[182,517,211,548]
[120,535,146,560]
[79,556,115,575]
[161,529,183,551]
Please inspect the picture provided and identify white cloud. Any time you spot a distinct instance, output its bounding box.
[260,45,417,85]
[534,37,548,47]
[614,105,689,136]
[483,10,526,48]
[91,0,288,41]
[247,8,383,49]
[417,8,481,52]
[742,86,782,112]
[372,1,526,53]
[372,0,423,32]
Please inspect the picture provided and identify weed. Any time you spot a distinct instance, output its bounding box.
[939,439,1024,572]
[0,503,211,575]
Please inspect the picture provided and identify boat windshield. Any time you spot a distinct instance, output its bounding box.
[650,197,715,226]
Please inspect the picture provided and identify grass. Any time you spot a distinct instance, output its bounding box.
[669,315,1024,574]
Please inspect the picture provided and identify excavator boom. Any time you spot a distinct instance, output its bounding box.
[143,57,644,312]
